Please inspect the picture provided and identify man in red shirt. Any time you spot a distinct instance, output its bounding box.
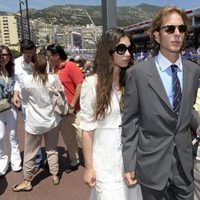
[47,44,83,172]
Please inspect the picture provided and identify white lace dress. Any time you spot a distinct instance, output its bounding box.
[80,75,142,200]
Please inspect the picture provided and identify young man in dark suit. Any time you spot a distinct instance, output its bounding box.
[122,6,200,200]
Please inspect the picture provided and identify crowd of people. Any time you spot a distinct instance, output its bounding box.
[0,5,200,200]
[134,47,200,64]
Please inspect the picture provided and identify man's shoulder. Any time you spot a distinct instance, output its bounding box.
[14,56,22,64]
[66,60,78,68]
[182,59,200,72]
[128,58,154,72]
[65,60,83,74]
[84,74,97,85]
[14,56,23,72]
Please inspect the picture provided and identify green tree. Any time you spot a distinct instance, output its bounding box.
[10,49,22,58]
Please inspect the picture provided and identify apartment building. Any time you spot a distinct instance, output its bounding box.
[0,15,19,50]
[81,24,102,49]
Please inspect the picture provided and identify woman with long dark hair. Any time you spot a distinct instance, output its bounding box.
[80,28,142,200]
[0,45,22,176]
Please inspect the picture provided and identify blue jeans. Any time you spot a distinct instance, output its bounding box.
[21,105,43,167]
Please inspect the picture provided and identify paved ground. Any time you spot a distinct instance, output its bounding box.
[0,113,90,200]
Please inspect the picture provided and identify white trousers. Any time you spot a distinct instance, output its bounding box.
[0,107,21,175]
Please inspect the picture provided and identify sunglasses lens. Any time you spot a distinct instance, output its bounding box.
[0,54,10,57]
[116,44,133,55]
[115,44,133,55]
[178,25,187,33]
[116,44,127,55]
[116,44,126,55]
[162,25,187,34]
[165,25,175,33]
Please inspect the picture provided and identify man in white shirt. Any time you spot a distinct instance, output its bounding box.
[13,40,35,107]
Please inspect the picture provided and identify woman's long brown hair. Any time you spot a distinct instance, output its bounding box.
[32,53,48,85]
[93,28,134,120]
[0,45,14,77]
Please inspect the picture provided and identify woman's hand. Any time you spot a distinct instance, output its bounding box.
[83,168,96,188]
[124,171,137,186]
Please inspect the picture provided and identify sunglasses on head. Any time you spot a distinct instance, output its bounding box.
[159,25,187,34]
[115,44,133,55]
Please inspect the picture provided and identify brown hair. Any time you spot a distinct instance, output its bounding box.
[93,27,134,120]
[32,53,48,85]
[149,6,188,55]
[0,45,14,77]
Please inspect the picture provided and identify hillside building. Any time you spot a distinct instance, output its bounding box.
[0,15,19,50]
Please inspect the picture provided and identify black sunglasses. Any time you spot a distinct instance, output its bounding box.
[0,53,10,57]
[159,25,187,34]
[115,44,133,55]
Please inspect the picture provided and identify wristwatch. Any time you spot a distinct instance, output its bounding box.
[69,104,75,109]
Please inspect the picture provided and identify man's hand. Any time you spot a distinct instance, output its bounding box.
[83,168,96,188]
[68,104,75,114]
[12,91,21,108]
[124,171,137,186]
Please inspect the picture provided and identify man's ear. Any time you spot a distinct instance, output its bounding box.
[153,31,160,44]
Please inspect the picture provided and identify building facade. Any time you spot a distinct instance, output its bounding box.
[0,15,19,50]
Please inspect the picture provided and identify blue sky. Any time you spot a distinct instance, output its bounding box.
[1,0,200,13]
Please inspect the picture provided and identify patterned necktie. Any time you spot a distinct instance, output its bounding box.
[171,64,182,116]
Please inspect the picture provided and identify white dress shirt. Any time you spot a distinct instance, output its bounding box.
[14,55,33,92]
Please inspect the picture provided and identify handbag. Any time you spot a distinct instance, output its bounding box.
[49,75,68,115]
[0,98,12,113]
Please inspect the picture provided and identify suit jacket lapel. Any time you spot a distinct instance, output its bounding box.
[147,59,172,110]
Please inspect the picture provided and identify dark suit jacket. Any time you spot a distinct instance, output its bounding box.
[122,58,200,190]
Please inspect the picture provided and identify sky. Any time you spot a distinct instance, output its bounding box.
[1,0,200,13]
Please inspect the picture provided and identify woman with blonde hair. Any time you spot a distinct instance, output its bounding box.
[13,53,61,191]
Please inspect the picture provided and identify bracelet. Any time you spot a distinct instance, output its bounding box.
[69,104,75,109]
